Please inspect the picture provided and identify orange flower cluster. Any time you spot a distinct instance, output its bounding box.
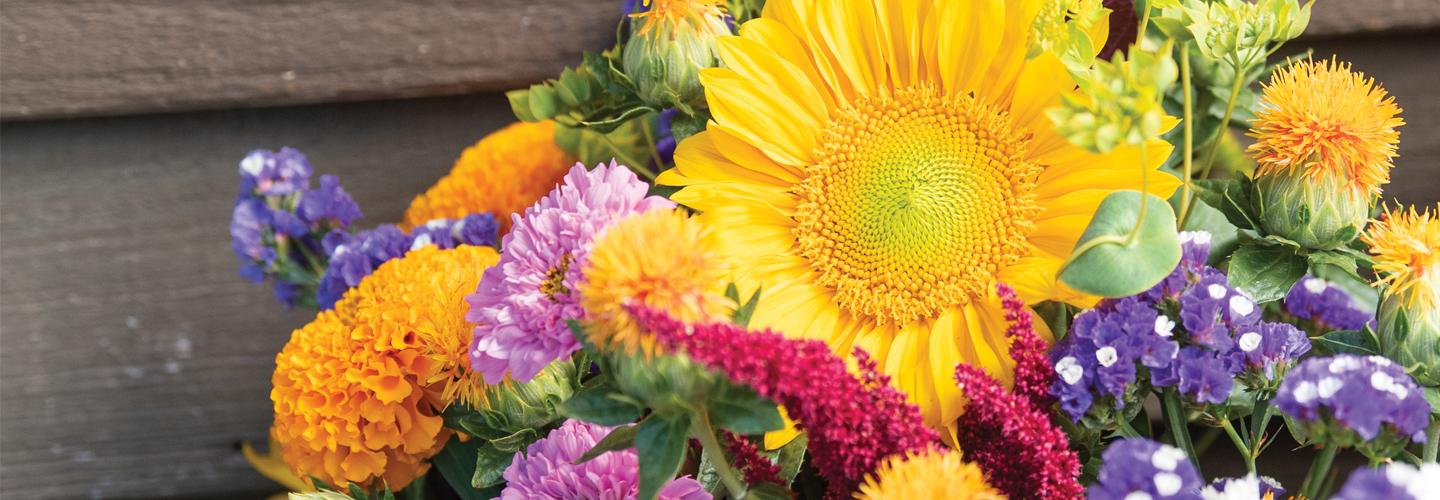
[271,245,501,490]
[401,120,576,235]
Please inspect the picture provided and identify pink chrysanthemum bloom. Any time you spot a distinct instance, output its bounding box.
[466,161,674,383]
[501,419,710,500]
[950,284,1083,500]
[632,307,938,499]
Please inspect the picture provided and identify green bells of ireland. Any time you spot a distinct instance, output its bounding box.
[1254,166,1370,250]
[622,8,731,112]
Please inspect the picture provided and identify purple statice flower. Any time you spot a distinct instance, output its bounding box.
[313,217,498,310]
[1088,439,1204,500]
[1285,275,1377,331]
[297,174,362,226]
[1275,354,1432,444]
[1179,268,1259,351]
[1175,346,1235,405]
[466,161,674,384]
[656,108,679,167]
[1201,474,1286,500]
[1228,321,1311,387]
[270,209,309,238]
[230,198,275,265]
[1050,296,1180,420]
[1143,231,1213,303]
[500,419,709,500]
[453,213,499,247]
[239,148,312,197]
[406,218,458,251]
[1332,462,1440,500]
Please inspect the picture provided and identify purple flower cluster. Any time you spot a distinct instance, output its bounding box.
[1201,474,1286,500]
[1088,439,1204,500]
[1285,275,1377,332]
[230,148,362,310]
[314,213,498,310]
[1332,462,1440,500]
[1274,354,1431,444]
[1050,232,1309,421]
[500,419,710,500]
[655,108,679,167]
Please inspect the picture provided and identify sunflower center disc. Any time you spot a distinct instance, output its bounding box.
[794,87,1041,325]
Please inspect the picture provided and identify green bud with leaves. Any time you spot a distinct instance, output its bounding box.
[1365,204,1440,387]
[1377,292,1440,387]
[474,359,580,435]
[611,350,719,411]
[1048,41,1177,154]
[622,0,732,113]
[1253,167,1370,250]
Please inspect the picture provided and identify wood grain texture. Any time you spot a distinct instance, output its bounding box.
[2,0,1436,121]
[0,32,1437,500]
[0,93,517,500]
[0,0,618,120]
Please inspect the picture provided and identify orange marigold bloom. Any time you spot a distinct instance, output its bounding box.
[1247,59,1404,197]
[401,120,576,235]
[271,245,501,490]
[1363,204,1440,309]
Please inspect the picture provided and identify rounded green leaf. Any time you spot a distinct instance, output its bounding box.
[1059,190,1182,297]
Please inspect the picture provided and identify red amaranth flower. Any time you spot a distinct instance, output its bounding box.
[720,429,783,487]
[949,284,1083,500]
[632,307,938,499]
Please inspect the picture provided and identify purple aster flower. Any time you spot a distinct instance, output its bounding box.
[239,148,312,197]
[453,213,499,247]
[1176,346,1234,405]
[1285,276,1378,331]
[1275,354,1432,443]
[1201,474,1286,500]
[1228,321,1311,385]
[1332,462,1440,500]
[297,174,362,227]
[466,161,674,383]
[1088,439,1204,500]
[500,419,710,500]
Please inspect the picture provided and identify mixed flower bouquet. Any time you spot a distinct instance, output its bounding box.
[233,0,1440,499]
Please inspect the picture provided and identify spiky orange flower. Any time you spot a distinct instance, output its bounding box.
[402,120,575,235]
[271,245,500,490]
[579,209,733,356]
[854,448,1005,500]
[1363,204,1440,309]
[1247,59,1404,197]
[631,0,728,37]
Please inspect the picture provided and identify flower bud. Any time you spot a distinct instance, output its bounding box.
[1254,166,1369,250]
[612,350,718,410]
[1377,287,1440,387]
[477,359,579,435]
[622,1,732,111]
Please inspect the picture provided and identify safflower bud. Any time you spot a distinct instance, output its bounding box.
[476,359,579,435]
[611,350,719,410]
[622,0,732,111]
[1364,204,1440,387]
[1254,167,1369,250]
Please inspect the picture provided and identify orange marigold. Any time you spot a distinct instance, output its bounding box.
[271,245,501,490]
[1247,59,1404,197]
[401,120,576,235]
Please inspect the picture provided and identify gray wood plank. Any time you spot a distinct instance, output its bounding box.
[2,0,1436,121]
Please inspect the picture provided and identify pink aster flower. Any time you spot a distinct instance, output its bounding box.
[501,419,710,500]
[466,161,674,383]
[950,284,1083,500]
[632,307,938,499]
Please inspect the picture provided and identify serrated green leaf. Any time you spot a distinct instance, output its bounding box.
[433,436,502,500]
[1264,235,1302,249]
[725,283,762,328]
[558,380,643,426]
[575,424,639,464]
[768,433,808,486]
[706,381,784,435]
[1316,330,1378,356]
[472,442,514,489]
[1306,251,1361,281]
[636,413,691,500]
[1227,243,1308,303]
[490,428,540,453]
[1424,387,1440,416]
[507,90,538,122]
[1059,191,1182,297]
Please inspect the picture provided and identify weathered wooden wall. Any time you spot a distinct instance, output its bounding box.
[1,3,1439,500]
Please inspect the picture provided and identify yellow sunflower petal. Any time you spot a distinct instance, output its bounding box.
[701,69,821,166]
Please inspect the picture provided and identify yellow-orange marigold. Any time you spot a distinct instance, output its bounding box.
[271,245,501,490]
[402,120,576,235]
[1247,59,1404,197]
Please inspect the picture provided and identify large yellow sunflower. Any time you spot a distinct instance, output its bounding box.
[656,0,1179,439]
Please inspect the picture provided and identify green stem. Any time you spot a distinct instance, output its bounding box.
[1181,62,1247,227]
[1136,2,1151,46]
[1056,235,1129,276]
[1162,388,1202,476]
[1117,415,1144,439]
[639,114,667,174]
[1426,417,1440,463]
[1127,141,1150,246]
[692,411,747,500]
[1303,443,1340,500]
[1176,41,1196,229]
[1219,419,1256,474]
[600,133,657,182]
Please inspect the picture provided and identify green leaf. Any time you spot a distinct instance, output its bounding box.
[575,424,639,464]
[1393,307,1412,343]
[1192,179,1258,230]
[507,90,538,122]
[1059,191,1182,297]
[558,380,643,426]
[490,428,540,453]
[1306,251,1361,281]
[1424,387,1440,416]
[636,413,692,500]
[706,381,784,434]
[579,105,656,134]
[527,84,558,121]
[725,283,762,328]
[1227,243,1308,303]
[1316,330,1378,356]
[746,482,794,500]
[472,442,514,489]
[669,108,712,145]
[433,436,503,500]
[765,433,808,486]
